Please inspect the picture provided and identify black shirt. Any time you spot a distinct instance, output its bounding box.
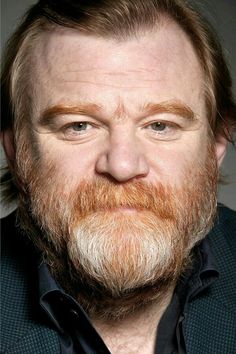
[38,239,218,354]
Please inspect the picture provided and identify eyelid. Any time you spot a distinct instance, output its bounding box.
[58,120,104,142]
[55,119,99,132]
[61,121,93,135]
[42,113,97,127]
[144,119,179,128]
[62,121,93,129]
[142,112,192,125]
[143,120,181,141]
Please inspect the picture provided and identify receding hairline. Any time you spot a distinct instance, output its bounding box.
[30,14,202,70]
[25,12,178,62]
[19,13,204,93]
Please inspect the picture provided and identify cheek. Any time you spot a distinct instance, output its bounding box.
[149,152,189,185]
[38,139,99,180]
[147,137,209,185]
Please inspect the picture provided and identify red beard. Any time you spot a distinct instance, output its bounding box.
[16,140,218,318]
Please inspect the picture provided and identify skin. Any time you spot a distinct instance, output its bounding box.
[26,18,226,192]
[2,17,227,354]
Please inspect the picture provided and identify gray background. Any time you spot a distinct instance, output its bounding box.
[1,0,236,211]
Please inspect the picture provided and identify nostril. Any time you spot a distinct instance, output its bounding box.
[96,153,149,182]
[95,153,109,175]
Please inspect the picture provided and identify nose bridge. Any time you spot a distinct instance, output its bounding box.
[110,129,138,168]
[95,127,149,182]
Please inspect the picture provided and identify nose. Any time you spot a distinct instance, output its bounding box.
[95,131,149,182]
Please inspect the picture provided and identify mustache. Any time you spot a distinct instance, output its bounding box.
[70,179,180,220]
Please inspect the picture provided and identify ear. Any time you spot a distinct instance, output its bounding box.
[214,134,228,167]
[1,129,15,164]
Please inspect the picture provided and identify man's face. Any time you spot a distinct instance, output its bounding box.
[30,19,209,183]
[15,18,220,317]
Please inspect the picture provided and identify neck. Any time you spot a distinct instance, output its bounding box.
[92,286,175,354]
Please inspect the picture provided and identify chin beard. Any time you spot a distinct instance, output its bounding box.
[16,141,218,319]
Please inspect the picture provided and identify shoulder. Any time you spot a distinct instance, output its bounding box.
[1,212,60,354]
[208,204,236,264]
[216,203,236,233]
[206,204,236,308]
[183,205,236,353]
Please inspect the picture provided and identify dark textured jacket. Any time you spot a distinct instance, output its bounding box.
[1,205,236,354]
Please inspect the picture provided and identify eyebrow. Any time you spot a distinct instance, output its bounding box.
[39,100,196,126]
[142,101,196,121]
[39,103,102,126]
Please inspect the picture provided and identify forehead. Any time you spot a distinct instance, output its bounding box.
[30,18,204,115]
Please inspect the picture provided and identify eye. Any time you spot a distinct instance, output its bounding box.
[68,122,91,131]
[145,121,180,141]
[150,122,167,131]
[61,121,94,140]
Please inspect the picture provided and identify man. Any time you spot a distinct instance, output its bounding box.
[1,0,236,353]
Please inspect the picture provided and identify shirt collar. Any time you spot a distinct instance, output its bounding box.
[181,237,219,304]
[37,259,111,353]
[37,261,65,332]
